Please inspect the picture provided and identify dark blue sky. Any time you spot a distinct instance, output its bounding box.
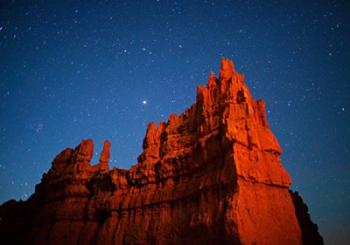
[0,0,349,243]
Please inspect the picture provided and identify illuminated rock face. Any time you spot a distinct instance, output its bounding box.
[0,59,322,245]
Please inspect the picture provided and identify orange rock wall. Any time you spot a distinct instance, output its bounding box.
[0,58,322,245]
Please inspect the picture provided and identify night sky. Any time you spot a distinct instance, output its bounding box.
[0,0,349,244]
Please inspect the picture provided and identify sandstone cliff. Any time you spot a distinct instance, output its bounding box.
[0,58,322,244]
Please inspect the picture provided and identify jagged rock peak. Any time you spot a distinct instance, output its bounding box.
[207,71,217,88]
[72,138,94,164]
[99,140,111,171]
[0,58,323,245]
[219,57,235,80]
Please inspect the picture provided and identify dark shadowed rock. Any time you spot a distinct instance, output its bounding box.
[291,191,324,245]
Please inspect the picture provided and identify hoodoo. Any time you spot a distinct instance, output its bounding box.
[0,59,322,244]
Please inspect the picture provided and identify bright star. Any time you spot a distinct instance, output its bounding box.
[142,100,147,105]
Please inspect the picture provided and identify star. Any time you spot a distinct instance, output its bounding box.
[142,100,147,105]
[35,123,44,133]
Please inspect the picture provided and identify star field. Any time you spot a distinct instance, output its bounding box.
[0,0,349,244]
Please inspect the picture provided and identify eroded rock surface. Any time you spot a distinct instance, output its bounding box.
[0,58,322,244]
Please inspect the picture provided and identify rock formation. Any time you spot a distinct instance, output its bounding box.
[0,58,322,244]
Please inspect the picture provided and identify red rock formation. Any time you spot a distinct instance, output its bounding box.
[0,58,322,244]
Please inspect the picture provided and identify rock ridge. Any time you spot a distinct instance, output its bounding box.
[0,58,322,245]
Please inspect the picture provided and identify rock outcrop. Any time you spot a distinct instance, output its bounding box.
[0,58,322,244]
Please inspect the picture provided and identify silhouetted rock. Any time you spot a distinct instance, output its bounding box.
[0,58,322,244]
[291,191,324,245]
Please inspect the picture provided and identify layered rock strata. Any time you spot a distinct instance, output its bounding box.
[0,58,322,245]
